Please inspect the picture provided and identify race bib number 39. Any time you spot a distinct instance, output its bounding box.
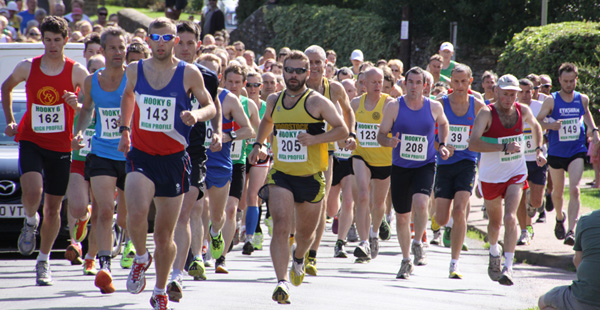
[99,108,121,139]
[559,118,581,142]
[277,129,307,162]
[357,122,380,148]
[138,94,176,132]
[499,134,524,163]
[32,103,65,133]
[400,134,427,161]
[448,125,470,151]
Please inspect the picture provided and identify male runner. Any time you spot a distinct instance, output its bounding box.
[481,70,497,104]
[248,50,348,304]
[377,66,450,279]
[72,26,129,294]
[536,63,600,245]
[166,20,220,302]
[350,67,394,261]
[469,74,546,286]
[117,17,216,310]
[261,72,277,102]
[303,45,355,275]
[428,54,450,84]
[433,64,485,278]
[2,16,88,285]
[439,42,457,79]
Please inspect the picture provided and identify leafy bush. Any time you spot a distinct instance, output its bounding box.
[264,4,397,67]
[236,0,265,25]
[497,22,600,122]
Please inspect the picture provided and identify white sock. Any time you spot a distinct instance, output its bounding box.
[489,243,500,257]
[85,253,95,260]
[413,239,422,245]
[37,252,49,262]
[450,259,458,265]
[210,227,219,237]
[171,269,183,281]
[369,227,378,238]
[153,286,166,296]
[26,213,39,226]
[193,255,203,262]
[446,217,454,228]
[504,252,514,268]
[135,251,149,263]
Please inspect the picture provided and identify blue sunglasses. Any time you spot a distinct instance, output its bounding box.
[148,33,176,42]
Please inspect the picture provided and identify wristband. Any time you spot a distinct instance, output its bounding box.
[348,132,357,139]
[252,142,263,149]
[119,126,130,134]
[535,146,543,152]
[593,128,599,133]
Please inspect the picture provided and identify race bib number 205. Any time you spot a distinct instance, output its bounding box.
[277,129,307,162]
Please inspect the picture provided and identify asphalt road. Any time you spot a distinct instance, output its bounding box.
[0,222,575,310]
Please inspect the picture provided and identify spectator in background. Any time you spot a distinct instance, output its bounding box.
[164,0,187,20]
[69,30,81,41]
[277,47,290,63]
[18,0,36,34]
[233,40,244,57]
[52,1,64,16]
[64,0,91,24]
[107,13,117,25]
[200,0,224,38]
[203,33,215,45]
[95,6,107,26]
[25,25,40,41]
[92,23,102,33]
[326,49,336,65]
[214,34,224,47]
[133,27,146,39]
[0,8,18,40]
[5,1,21,35]
[350,49,363,76]
[76,19,91,36]
[33,7,45,25]
[0,15,14,42]
[24,18,37,34]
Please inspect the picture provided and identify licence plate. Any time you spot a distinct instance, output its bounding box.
[0,205,25,218]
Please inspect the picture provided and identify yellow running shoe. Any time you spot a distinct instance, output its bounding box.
[431,216,441,232]
[289,256,305,286]
[272,281,290,304]
[304,252,317,276]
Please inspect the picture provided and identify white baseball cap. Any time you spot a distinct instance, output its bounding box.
[7,1,19,11]
[350,49,363,62]
[497,74,521,91]
[440,42,454,52]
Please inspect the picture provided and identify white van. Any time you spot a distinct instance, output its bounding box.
[0,42,86,91]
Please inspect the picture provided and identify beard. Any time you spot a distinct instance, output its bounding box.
[285,76,307,92]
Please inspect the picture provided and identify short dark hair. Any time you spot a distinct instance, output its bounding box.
[176,20,201,41]
[126,42,149,60]
[451,64,472,78]
[558,62,578,77]
[148,17,176,34]
[429,54,443,63]
[224,63,248,82]
[40,16,69,38]
[283,50,309,69]
[482,70,498,82]
[100,26,125,49]
[97,6,108,13]
[405,66,426,83]
[84,32,101,50]
[518,78,533,87]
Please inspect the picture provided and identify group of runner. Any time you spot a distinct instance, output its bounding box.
[2,15,599,309]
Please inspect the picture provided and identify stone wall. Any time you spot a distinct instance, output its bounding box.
[117,8,153,33]
[229,5,276,58]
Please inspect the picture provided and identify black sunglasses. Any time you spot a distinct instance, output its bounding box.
[98,12,107,16]
[284,67,307,74]
[246,83,262,88]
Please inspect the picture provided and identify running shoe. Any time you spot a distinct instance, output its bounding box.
[332,216,338,234]
[326,216,333,223]
[516,230,531,246]
[188,257,207,281]
[526,190,537,218]
[253,232,263,250]
[209,225,225,260]
[411,242,427,266]
[304,255,317,276]
[289,255,305,286]
[65,243,83,265]
[121,240,136,269]
[449,262,463,279]
[83,258,98,275]
[527,225,535,239]
[202,251,212,268]
[430,230,441,245]
[127,253,152,294]
[545,193,554,211]
[498,266,514,286]
[215,256,228,274]
[442,227,452,248]
[95,269,116,294]
[431,216,441,232]
[233,226,240,246]
[73,206,91,243]
[334,240,348,258]
[488,254,502,282]
[242,241,254,255]
[396,259,414,279]
[369,236,380,259]
[150,293,170,310]
[353,240,371,259]
[555,212,566,240]
[536,210,547,223]
[462,242,469,251]
[272,280,290,304]
[36,261,53,286]
[265,216,273,237]
[564,230,575,246]
[379,218,391,241]
[18,219,38,256]
[422,231,428,245]
[167,275,183,303]
[347,224,358,242]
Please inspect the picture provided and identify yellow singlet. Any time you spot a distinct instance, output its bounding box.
[352,93,393,167]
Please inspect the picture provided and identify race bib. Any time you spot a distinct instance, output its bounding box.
[559,118,581,142]
[357,122,380,148]
[523,134,535,156]
[400,134,428,161]
[334,141,352,159]
[204,121,214,148]
[31,103,65,133]
[190,97,200,110]
[276,129,307,162]
[98,108,121,139]
[448,125,470,151]
[80,128,95,156]
[138,94,176,132]
[499,134,524,163]
[231,139,244,161]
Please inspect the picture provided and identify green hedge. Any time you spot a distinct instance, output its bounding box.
[497,22,600,122]
[263,4,397,67]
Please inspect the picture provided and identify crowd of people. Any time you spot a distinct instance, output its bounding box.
[1,4,600,310]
